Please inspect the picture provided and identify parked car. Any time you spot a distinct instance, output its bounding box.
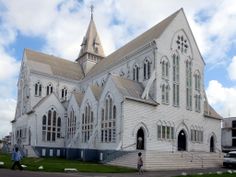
[223,151,236,168]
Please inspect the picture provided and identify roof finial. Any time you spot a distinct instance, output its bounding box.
[90,4,94,20]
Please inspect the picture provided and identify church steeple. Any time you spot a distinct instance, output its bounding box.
[76,5,105,75]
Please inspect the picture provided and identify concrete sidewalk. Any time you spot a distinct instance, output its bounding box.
[0,167,232,177]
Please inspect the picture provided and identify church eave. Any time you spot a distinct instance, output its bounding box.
[30,70,82,83]
[204,114,222,120]
[124,96,159,106]
[77,51,104,61]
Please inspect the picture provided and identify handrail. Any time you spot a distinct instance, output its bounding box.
[215,147,223,158]
[171,142,177,153]
[191,152,204,168]
[121,143,136,150]
[181,151,204,168]
[103,143,136,163]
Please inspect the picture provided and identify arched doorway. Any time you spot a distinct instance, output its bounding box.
[178,130,187,151]
[210,136,215,152]
[137,128,144,150]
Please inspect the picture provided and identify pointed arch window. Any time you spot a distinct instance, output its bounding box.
[42,107,61,142]
[133,64,140,81]
[46,83,53,95]
[194,72,201,91]
[186,60,192,110]
[161,60,169,79]
[194,94,201,112]
[161,84,169,104]
[57,117,61,138]
[35,81,42,96]
[194,71,201,112]
[172,54,179,106]
[67,108,76,139]
[144,59,151,80]
[42,115,47,141]
[61,87,68,100]
[101,95,116,143]
[82,103,93,143]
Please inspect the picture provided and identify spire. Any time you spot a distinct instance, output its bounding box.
[76,5,105,74]
[90,4,94,20]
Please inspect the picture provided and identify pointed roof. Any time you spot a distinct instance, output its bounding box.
[32,92,65,111]
[112,76,158,106]
[84,9,181,80]
[90,84,103,100]
[73,92,84,106]
[78,17,105,59]
[25,49,84,80]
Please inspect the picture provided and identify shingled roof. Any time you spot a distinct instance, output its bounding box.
[204,102,222,120]
[25,49,84,80]
[84,9,181,80]
[112,76,158,106]
[78,17,105,59]
[73,92,84,106]
[90,84,103,101]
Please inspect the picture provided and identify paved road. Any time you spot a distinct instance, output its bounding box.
[0,167,231,177]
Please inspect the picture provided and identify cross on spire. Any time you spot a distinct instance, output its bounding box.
[90,4,94,20]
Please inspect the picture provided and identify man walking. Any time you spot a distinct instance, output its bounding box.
[11,147,23,170]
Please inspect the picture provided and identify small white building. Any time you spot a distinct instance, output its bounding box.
[222,117,236,152]
[12,8,223,170]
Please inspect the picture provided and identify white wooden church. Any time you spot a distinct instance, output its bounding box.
[12,8,223,170]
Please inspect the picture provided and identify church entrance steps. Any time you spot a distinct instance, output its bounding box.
[23,145,39,158]
[106,150,224,170]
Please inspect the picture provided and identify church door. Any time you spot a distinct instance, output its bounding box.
[137,128,144,150]
[210,136,215,152]
[178,130,186,151]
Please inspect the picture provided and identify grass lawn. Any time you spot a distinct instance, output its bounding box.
[0,153,136,173]
[175,173,236,177]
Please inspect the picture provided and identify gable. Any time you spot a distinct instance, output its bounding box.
[68,94,79,110]
[90,84,103,101]
[99,75,123,103]
[84,9,181,81]
[158,9,205,65]
[80,86,97,110]
[33,93,65,114]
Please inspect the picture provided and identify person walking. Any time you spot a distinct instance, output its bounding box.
[137,152,143,175]
[11,147,23,170]
[137,137,143,149]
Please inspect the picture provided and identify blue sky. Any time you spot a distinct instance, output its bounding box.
[0,0,236,138]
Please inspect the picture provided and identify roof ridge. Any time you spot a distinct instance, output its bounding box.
[85,9,181,80]
[25,48,76,64]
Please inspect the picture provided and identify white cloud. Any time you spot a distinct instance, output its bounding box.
[0,24,16,46]
[228,56,236,81]
[0,98,16,138]
[0,47,19,138]
[194,0,236,64]
[206,80,236,117]
[0,0,63,36]
[0,47,20,81]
